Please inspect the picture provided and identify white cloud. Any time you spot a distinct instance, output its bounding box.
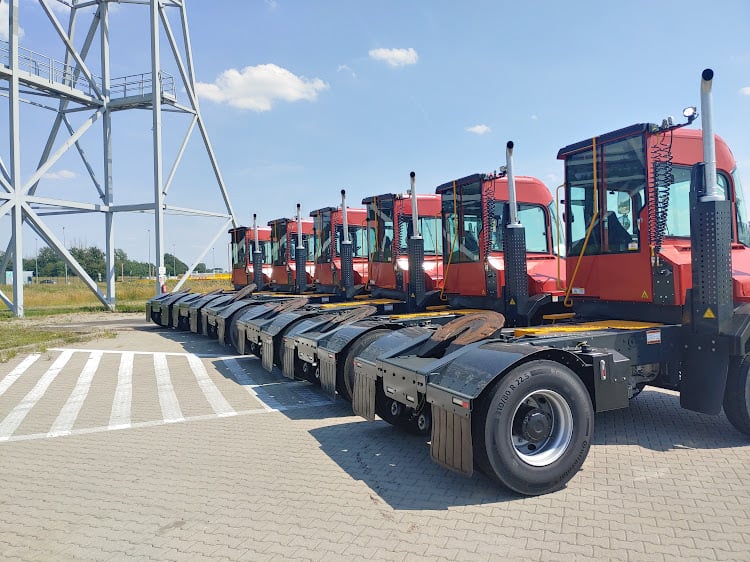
[1,1,25,40]
[264,0,279,9]
[466,124,491,135]
[530,114,539,120]
[43,169,77,180]
[337,64,356,78]
[740,86,750,96]
[196,64,329,111]
[369,47,418,67]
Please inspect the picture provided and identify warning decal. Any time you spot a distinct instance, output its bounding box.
[641,290,649,299]
[703,308,716,319]
[646,329,661,345]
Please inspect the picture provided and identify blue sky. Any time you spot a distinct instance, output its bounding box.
[3,0,750,271]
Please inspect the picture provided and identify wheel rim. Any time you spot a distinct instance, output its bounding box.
[389,401,402,417]
[416,412,429,432]
[509,389,573,467]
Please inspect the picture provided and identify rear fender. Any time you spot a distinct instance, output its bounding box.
[426,343,587,477]
[319,322,404,400]
[352,327,433,419]
[427,343,583,403]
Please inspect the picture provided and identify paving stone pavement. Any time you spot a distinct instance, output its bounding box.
[1,315,750,561]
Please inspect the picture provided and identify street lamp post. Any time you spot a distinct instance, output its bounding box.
[148,228,151,278]
[212,247,216,273]
[35,238,38,284]
[172,244,176,276]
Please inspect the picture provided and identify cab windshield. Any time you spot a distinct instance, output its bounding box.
[488,203,550,254]
[336,224,368,258]
[442,180,482,263]
[249,239,272,264]
[230,234,246,269]
[398,216,443,255]
[313,212,332,264]
[367,199,395,262]
[271,223,288,265]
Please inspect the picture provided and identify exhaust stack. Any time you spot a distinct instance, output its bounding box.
[340,189,354,293]
[700,69,721,202]
[407,171,425,311]
[410,171,420,238]
[295,203,307,293]
[503,141,529,319]
[681,68,733,415]
[252,213,263,288]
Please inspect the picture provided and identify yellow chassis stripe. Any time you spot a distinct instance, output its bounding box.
[514,319,663,337]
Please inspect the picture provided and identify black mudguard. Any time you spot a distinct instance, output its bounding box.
[259,310,315,372]
[317,321,405,399]
[426,342,584,476]
[352,327,432,420]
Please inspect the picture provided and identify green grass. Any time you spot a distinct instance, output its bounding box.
[0,321,113,362]
[0,277,231,318]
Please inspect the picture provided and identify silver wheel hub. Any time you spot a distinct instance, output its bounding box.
[510,389,573,467]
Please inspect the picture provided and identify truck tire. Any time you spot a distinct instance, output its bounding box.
[473,359,593,496]
[339,328,392,402]
[375,388,408,426]
[723,356,750,436]
[228,317,241,353]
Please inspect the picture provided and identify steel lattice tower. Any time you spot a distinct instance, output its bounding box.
[0,0,237,317]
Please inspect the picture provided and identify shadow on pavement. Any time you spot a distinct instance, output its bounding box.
[309,420,519,509]
[146,321,750,509]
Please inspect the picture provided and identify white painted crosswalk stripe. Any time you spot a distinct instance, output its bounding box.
[222,357,276,412]
[0,350,74,441]
[186,354,236,417]
[154,353,184,423]
[0,353,41,398]
[0,348,335,443]
[108,352,133,430]
[48,351,103,437]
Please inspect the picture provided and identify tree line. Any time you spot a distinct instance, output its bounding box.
[1,247,206,280]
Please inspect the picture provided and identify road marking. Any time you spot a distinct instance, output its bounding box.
[0,353,41,398]
[222,358,276,412]
[186,354,236,417]
[0,349,336,443]
[108,352,133,430]
[154,353,184,423]
[0,350,73,442]
[220,357,332,412]
[50,348,241,359]
[48,351,103,437]
[1,408,274,443]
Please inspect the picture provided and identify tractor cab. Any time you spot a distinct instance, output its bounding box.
[310,205,369,292]
[559,123,750,322]
[436,173,564,321]
[229,225,272,290]
[267,217,315,291]
[362,193,443,301]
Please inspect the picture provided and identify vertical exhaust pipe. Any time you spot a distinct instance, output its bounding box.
[407,171,425,311]
[295,203,307,293]
[503,141,529,321]
[410,171,420,237]
[252,213,263,289]
[700,69,721,202]
[681,68,733,415]
[507,141,520,226]
[340,189,354,294]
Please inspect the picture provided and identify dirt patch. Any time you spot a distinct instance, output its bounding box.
[8,311,148,331]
